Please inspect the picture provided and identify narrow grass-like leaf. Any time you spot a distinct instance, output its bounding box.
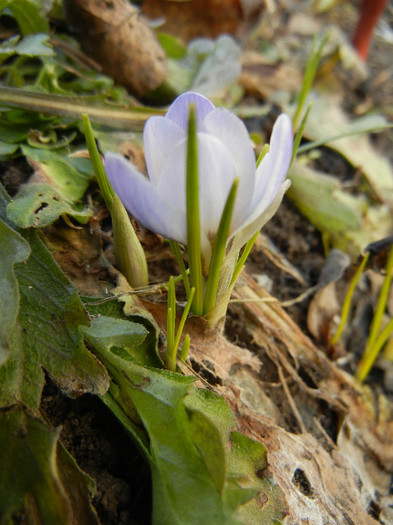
[186,104,204,315]
[230,230,259,287]
[291,102,312,165]
[83,113,114,209]
[356,245,393,381]
[0,86,161,130]
[365,245,393,352]
[356,316,393,383]
[292,32,329,130]
[256,143,269,168]
[204,178,238,314]
[173,287,195,355]
[330,252,369,346]
[297,122,393,154]
[169,240,191,297]
[166,277,176,371]
[180,334,191,362]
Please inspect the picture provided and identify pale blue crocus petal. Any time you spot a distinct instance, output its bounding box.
[165,92,215,131]
[202,107,256,231]
[105,152,187,245]
[229,113,292,243]
[240,114,292,232]
[156,132,237,242]
[252,114,292,208]
[143,116,184,184]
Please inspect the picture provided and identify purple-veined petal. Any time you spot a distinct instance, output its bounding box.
[105,152,187,244]
[143,115,185,184]
[202,107,256,230]
[156,133,237,242]
[165,92,215,131]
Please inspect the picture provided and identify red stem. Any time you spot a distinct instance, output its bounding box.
[352,0,388,60]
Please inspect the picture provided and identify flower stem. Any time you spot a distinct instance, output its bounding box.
[330,252,369,346]
[204,178,238,314]
[231,230,259,287]
[186,104,204,315]
[169,240,191,297]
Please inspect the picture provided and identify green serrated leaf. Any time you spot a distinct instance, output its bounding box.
[15,33,54,57]
[0,218,30,364]
[21,145,93,202]
[0,406,99,524]
[81,315,147,352]
[228,432,287,523]
[0,407,71,522]
[7,182,91,228]
[83,295,162,368]
[0,183,109,409]
[83,318,285,524]
[184,388,236,492]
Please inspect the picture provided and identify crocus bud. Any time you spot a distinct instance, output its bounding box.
[110,195,148,289]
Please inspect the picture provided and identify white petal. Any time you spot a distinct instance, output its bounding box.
[105,152,187,244]
[165,92,215,131]
[202,107,256,230]
[143,116,184,184]
[230,179,291,254]
[252,114,292,211]
[156,133,237,240]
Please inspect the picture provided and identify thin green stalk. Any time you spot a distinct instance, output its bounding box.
[297,123,393,154]
[330,252,369,346]
[173,287,195,353]
[256,144,269,168]
[363,245,393,356]
[356,316,393,383]
[169,240,191,297]
[186,104,204,315]
[166,276,176,371]
[292,32,329,130]
[166,284,195,372]
[231,231,259,286]
[82,113,115,209]
[180,334,191,362]
[204,178,238,314]
[0,86,162,130]
[291,102,312,165]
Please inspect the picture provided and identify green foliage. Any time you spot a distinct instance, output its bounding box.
[0,0,49,35]
[0,183,109,410]
[7,182,91,227]
[287,162,393,257]
[0,406,99,524]
[82,315,287,524]
[7,146,93,227]
[0,215,30,364]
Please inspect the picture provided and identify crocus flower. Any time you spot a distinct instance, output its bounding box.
[105,92,292,271]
